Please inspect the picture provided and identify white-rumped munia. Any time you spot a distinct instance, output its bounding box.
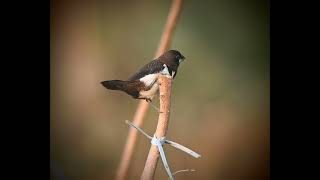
[101,50,185,111]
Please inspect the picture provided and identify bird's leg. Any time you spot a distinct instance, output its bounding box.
[145,98,162,113]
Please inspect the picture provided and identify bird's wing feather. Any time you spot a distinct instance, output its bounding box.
[128,60,164,81]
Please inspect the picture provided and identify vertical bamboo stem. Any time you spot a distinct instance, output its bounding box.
[140,76,172,180]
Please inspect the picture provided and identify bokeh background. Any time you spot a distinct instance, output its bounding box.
[50,0,269,180]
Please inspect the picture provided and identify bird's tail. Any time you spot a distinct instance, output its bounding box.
[101,80,141,99]
[101,80,129,90]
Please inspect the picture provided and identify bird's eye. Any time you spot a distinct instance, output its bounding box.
[176,55,181,59]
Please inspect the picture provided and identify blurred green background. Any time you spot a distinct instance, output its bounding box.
[50,0,269,179]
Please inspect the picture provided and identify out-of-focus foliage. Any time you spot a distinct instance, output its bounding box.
[51,0,269,180]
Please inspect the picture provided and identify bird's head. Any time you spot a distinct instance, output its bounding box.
[158,50,185,69]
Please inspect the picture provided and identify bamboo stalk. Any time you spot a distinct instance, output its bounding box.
[140,76,173,180]
[115,1,183,180]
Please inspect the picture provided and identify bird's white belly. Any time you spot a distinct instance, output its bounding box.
[139,83,159,99]
[139,73,158,86]
[138,65,172,99]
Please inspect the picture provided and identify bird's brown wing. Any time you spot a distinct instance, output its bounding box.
[128,60,164,81]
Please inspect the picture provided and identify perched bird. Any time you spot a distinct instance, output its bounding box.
[101,50,185,110]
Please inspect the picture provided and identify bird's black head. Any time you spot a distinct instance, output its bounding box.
[158,50,185,69]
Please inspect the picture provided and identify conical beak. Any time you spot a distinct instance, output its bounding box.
[179,55,186,63]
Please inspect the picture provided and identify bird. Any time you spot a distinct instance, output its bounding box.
[101,50,185,111]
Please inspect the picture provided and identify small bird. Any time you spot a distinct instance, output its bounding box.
[101,50,185,111]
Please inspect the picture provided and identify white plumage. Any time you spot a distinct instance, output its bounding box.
[139,74,158,86]
[138,64,173,99]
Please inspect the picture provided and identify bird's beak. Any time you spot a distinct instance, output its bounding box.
[179,55,186,63]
